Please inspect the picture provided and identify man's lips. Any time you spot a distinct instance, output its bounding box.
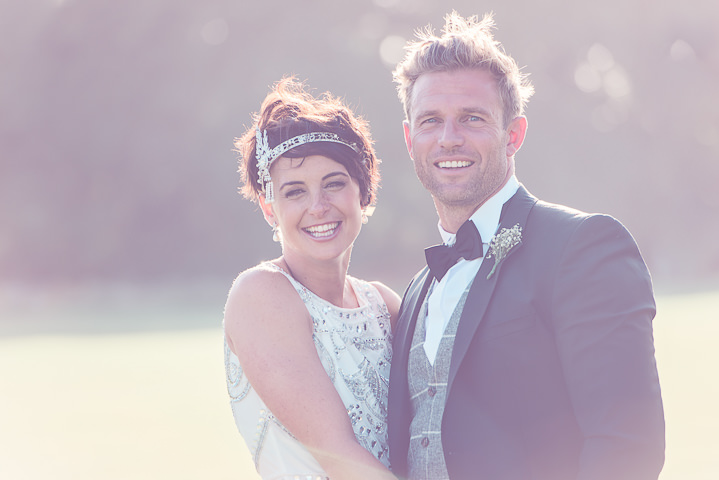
[436,159,474,169]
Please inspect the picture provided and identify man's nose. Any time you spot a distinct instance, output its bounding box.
[438,120,464,150]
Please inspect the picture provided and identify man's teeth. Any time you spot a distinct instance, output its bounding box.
[305,222,339,237]
[437,160,472,168]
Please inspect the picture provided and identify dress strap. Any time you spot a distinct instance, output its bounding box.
[263,261,308,289]
[261,261,375,314]
[262,261,294,283]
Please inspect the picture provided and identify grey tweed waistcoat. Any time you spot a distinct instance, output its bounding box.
[407,282,472,480]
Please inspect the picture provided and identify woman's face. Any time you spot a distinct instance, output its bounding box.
[262,154,363,264]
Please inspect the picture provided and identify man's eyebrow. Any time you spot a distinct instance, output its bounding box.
[459,106,493,117]
[414,106,494,119]
[414,109,440,120]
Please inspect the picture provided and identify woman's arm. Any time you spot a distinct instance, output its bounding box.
[225,268,397,480]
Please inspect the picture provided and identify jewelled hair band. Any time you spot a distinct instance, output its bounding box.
[255,128,359,203]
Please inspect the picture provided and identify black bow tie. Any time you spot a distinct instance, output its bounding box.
[425,220,483,281]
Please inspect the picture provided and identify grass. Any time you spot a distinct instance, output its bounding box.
[0,329,259,480]
[653,289,719,480]
[0,286,717,479]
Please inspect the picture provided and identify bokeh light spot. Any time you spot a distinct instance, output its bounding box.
[574,61,602,93]
[575,43,631,100]
[201,18,229,46]
[670,39,697,62]
[587,43,615,72]
[379,35,406,67]
[604,67,631,98]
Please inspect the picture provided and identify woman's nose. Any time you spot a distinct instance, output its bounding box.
[308,190,331,216]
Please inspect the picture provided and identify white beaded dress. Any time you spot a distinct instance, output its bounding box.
[224,263,393,480]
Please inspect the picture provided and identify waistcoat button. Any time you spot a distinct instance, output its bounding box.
[428,386,437,397]
[421,437,430,447]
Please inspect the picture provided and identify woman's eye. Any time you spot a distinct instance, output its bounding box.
[325,181,346,190]
[284,188,305,198]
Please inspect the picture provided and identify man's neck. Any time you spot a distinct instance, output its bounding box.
[435,204,479,234]
[436,175,520,237]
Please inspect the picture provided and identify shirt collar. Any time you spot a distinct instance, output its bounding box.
[439,175,520,245]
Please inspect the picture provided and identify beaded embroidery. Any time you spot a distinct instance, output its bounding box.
[224,262,393,475]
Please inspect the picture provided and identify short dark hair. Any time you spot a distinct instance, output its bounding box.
[235,77,380,207]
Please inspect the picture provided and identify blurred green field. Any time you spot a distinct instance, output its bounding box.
[0,288,717,479]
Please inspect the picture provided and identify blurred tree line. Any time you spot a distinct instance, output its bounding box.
[1,0,718,293]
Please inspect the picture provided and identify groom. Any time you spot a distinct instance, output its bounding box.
[387,12,665,480]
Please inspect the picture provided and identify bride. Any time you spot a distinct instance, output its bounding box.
[224,77,399,480]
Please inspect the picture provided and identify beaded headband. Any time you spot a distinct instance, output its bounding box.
[255,128,360,203]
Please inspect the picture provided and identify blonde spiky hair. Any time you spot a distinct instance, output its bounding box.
[393,11,534,127]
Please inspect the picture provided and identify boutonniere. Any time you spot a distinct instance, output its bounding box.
[486,224,523,279]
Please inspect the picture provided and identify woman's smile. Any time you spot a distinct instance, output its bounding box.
[303,221,341,238]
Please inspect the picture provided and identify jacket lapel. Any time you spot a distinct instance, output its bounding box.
[447,185,538,391]
[388,267,433,472]
[394,267,433,365]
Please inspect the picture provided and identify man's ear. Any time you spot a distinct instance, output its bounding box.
[403,120,414,160]
[258,195,276,226]
[506,115,528,157]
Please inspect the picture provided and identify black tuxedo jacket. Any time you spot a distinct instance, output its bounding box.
[387,186,665,480]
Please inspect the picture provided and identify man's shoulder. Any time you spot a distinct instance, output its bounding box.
[529,197,619,229]
[526,197,634,251]
[514,184,597,225]
[533,197,590,219]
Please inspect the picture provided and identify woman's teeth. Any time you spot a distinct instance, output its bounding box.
[304,222,339,237]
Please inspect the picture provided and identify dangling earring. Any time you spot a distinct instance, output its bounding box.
[361,205,374,225]
[272,222,281,242]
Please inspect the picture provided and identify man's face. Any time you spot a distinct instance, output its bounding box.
[403,68,526,226]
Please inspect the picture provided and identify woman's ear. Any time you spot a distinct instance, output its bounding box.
[258,195,276,227]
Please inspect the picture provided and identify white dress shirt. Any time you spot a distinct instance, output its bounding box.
[423,176,520,364]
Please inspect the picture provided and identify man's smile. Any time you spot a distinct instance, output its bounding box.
[436,160,474,169]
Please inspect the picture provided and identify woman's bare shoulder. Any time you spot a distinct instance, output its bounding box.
[224,263,310,344]
[228,262,272,290]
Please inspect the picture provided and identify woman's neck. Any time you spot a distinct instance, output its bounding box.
[277,252,356,308]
